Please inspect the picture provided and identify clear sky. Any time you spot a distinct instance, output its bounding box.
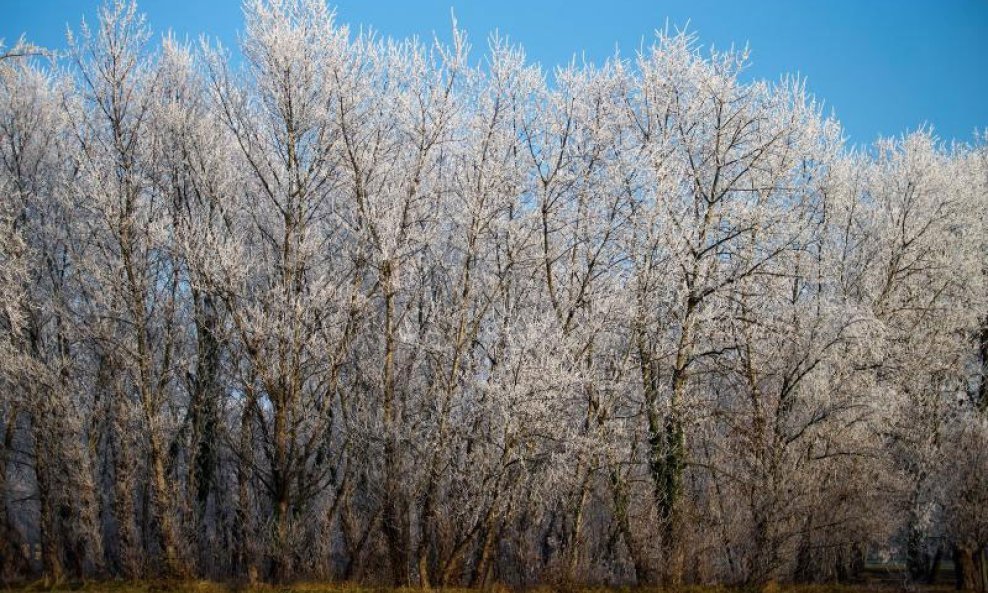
[3,0,987,146]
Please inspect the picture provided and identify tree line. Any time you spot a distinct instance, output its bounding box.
[0,0,986,587]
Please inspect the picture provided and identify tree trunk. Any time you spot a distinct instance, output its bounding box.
[956,545,988,593]
[381,261,409,586]
[957,546,977,591]
[269,391,292,583]
[235,386,256,580]
[148,431,183,576]
[610,467,650,584]
[111,409,142,578]
[188,292,220,543]
[565,472,590,579]
[34,425,63,583]
[641,298,693,587]
[0,409,26,582]
[470,512,500,588]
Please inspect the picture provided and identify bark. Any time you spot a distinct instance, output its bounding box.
[188,292,221,530]
[609,466,650,584]
[380,260,410,586]
[269,387,292,582]
[33,421,63,583]
[470,507,501,588]
[907,511,941,584]
[0,408,26,581]
[148,430,183,576]
[110,401,141,579]
[956,545,988,593]
[234,386,256,579]
[977,318,988,413]
[565,471,591,579]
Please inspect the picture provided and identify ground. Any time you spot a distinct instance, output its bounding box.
[0,582,964,593]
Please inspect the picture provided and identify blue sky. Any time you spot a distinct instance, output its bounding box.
[3,0,987,145]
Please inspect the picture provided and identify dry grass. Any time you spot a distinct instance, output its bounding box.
[0,582,955,593]
[0,582,472,593]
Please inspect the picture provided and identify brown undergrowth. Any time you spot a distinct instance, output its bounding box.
[0,582,960,593]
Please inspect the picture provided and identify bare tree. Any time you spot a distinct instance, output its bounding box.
[0,1,985,587]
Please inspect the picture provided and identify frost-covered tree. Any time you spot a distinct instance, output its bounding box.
[0,1,985,587]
